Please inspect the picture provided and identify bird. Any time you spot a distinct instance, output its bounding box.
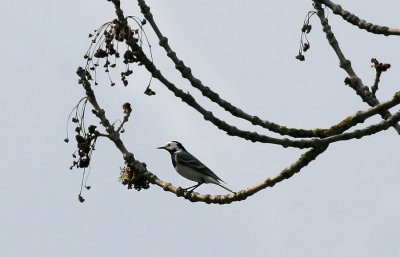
[157,141,235,194]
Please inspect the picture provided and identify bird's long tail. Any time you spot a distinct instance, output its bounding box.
[217,182,235,194]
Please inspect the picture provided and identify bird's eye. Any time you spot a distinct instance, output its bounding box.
[167,144,170,147]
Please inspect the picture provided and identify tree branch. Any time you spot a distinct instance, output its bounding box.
[313,2,400,134]
[320,106,400,145]
[152,145,329,204]
[315,0,400,36]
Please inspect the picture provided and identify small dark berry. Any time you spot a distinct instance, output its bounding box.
[295,54,305,61]
[78,194,85,203]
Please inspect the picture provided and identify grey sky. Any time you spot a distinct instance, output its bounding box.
[1,1,400,256]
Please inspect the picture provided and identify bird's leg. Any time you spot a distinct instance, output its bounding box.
[183,182,203,193]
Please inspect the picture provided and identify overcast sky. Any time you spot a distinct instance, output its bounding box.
[1,1,400,256]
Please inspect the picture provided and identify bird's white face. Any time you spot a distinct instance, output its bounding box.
[158,141,182,152]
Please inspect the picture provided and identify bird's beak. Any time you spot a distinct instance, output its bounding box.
[157,146,165,150]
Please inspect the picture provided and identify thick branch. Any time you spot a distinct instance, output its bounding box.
[151,145,329,204]
[315,0,400,36]
[320,107,400,145]
[136,0,327,139]
[322,91,400,135]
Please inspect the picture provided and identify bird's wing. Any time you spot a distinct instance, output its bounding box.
[175,151,224,182]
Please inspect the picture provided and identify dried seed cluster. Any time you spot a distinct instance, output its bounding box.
[65,98,99,171]
[84,17,151,88]
[71,123,98,170]
[296,11,315,61]
[119,165,150,191]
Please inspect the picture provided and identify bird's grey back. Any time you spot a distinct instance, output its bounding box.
[174,150,224,182]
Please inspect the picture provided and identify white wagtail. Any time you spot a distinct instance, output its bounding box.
[158,141,235,193]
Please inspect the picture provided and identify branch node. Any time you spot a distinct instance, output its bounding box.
[159,36,168,46]
[332,4,342,14]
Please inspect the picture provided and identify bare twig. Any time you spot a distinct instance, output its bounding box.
[370,58,391,97]
[116,102,132,133]
[315,0,400,36]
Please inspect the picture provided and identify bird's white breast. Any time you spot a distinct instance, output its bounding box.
[174,163,203,183]
[174,163,218,184]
